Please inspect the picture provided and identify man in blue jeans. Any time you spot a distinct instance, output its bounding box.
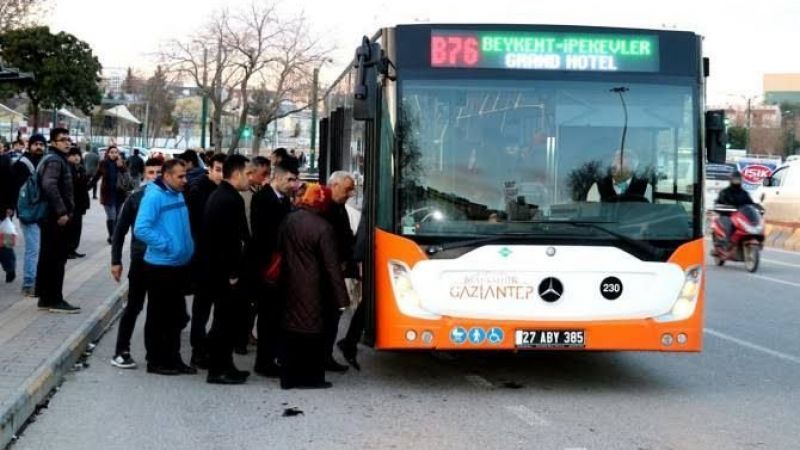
[12,134,47,295]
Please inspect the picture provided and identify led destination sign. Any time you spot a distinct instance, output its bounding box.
[431,30,660,72]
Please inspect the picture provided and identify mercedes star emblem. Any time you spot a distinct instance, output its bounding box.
[538,277,564,302]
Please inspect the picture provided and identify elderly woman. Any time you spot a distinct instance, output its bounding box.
[278,184,350,390]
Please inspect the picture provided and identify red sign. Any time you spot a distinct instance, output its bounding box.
[431,34,480,67]
[740,164,773,184]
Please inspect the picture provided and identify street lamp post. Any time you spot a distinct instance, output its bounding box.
[309,67,319,171]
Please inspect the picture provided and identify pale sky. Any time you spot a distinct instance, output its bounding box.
[47,0,800,106]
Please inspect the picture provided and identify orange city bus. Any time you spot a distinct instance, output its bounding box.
[317,24,712,352]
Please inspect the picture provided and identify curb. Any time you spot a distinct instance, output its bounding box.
[0,283,128,449]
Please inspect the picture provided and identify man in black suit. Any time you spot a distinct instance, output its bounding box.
[203,155,252,384]
[250,157,299,376]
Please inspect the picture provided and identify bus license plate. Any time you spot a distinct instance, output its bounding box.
[515,330,585,348]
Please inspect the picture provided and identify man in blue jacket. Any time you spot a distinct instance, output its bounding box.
[134,159,196,376]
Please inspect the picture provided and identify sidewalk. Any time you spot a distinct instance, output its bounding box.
[0,202,128,449]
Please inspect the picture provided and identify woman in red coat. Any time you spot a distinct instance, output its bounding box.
[278,184,350,390]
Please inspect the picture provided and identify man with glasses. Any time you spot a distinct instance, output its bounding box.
[250,157,299,377]
[110,158,163,369]
[36,128,80,313]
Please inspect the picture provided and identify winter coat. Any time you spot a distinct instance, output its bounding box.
[70,163,91,215]
[92,158,128,207]
[279,208,350,334]
[38,148,75,219]
[134,178,194,267]
[111,186,148,265]
[202,181,250,285]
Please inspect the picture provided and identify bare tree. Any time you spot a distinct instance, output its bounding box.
[161,9,242,152]
[0,0,50,30]
[249,13,330,155]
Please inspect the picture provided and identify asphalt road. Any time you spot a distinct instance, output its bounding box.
[10,247,800,450]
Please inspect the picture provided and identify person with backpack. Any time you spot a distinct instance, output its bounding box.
[35,128,80,313]
[11,134,46,296]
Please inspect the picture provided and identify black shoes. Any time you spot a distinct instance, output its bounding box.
[337,340,360,371]
[281,381,333,390]
[325,358,349,373]
[147,364,180,376]
[43,300,81,314]
[254,362,281,378]
[174,360,198,375]
[190,352,210,370]
[67,251,86,260]
[5,271,15,283]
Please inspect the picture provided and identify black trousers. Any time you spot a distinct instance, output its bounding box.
[190,287,214,357]
[208,281,242,375]
[143,263,189,368]
[114,259,146,356]
[36,218,70,306]
[255,284,283,369]
[66,213,83,253]
[343,299,366,347]
[280,331,326,387]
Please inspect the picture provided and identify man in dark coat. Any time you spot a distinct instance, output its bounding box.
[66,147,90,258]
[586,150,652,203]
[203,155,252,384]
[36,128,80,313]
[250,157,299,376]
[321,171,357,372]
[715,171,755,245]
[185,153,225,368]
[278,184,350,389]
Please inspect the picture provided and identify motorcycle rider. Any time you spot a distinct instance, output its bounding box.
[715,171,755,246]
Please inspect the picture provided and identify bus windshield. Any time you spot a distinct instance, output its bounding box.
[397,78,699,241]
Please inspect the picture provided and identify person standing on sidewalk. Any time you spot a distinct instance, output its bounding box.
[36,128,80,313]
[251,157,299,377]
[134,159,196,376]
[128,148,145,184]
[0,147,16,283]
[11,134,46,296]
[186,152,225,369]
[110,157,163,369]
[84,146,100,200]
[203,155,252,384]
[91,146,129,244]
[66,147,90,259]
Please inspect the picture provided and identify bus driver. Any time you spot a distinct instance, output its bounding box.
[586,149,652,203]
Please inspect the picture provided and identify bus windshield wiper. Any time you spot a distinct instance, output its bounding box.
[535,220,666,260]
[425,233,538,255]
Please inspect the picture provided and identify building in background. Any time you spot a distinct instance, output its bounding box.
[764,74,800,105]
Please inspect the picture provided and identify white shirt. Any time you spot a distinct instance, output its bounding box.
[586,178,653,202]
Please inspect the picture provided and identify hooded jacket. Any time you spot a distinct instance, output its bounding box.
[134,178,194,267]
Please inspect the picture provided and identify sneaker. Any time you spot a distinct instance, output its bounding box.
[111,353,137,369]
[22,287,38,298]
[48,300,81,314]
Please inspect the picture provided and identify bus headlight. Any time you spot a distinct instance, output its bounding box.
[655,266,702,323]
[388,261,441,320]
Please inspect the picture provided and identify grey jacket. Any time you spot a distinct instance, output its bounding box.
[38,148,74,218]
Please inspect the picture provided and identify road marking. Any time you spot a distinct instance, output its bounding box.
[705,328,800,365]
[762,258,800,269]
[752,274,800,288]
[504,405,549,426]
[763,247,800,257]
[464,374,493,389]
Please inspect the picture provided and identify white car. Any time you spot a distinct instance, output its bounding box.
[753,160,800,223]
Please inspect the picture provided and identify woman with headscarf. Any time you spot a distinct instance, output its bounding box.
[278,184,350,389]
[91,146,129,243]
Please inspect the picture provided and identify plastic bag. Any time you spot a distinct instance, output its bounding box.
[0,217,18,248]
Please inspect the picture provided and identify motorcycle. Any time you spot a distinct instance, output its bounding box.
[710,204,765,272]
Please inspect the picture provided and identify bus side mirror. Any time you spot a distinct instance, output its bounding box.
[353,37,381,121]
[705,110,727,164]
[762,177,772,187]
